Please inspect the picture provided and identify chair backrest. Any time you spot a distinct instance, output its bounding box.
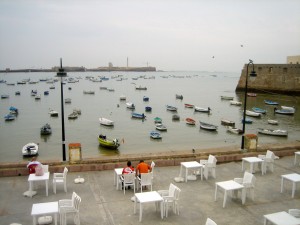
[205,218,217,225]
[174,186,181,201]
[140,173,152,185]
[151,161,155,174]
[266,150,275,160]
[169,183,177,197]
[243,171,256,187]
[73,192,81,212]
[207,155,217,167]
[42,165,49,173]
[124,173,135,184]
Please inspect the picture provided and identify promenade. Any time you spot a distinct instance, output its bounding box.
[0,154,299,225]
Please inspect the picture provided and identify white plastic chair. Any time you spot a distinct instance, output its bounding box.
[59,192,81,225]
[234,171,256,201]
[42,165,49,173]
[158,183,181,217]
[288,209,300,218]
[137,173,153,192]
[120,173,136,195]
[205,218,217,225]
[200,155,217,179]
[258,150,279,175]
[150,161,155,179]
[53,167,68,194]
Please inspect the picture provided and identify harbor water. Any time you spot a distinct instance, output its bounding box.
[0,71,299,163]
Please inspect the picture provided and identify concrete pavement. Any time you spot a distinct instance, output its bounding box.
[0,154,299,225]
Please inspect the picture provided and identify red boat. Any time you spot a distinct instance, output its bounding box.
[186,118,196,125]
[184,103,194,108]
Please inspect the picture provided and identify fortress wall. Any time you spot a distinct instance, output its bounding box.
[236,63,300,95]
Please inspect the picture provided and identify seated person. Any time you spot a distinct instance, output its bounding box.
[122,161,134,174]
[136,160,151,177]
[27,157,41,174]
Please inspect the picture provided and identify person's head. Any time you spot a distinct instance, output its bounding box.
[140,160,144,163]
[31,157,37,162]
[127,161,132,167]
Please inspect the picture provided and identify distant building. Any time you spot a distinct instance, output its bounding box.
[236,56,300,95]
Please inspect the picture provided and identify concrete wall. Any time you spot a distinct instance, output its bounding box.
[287,55,300,64]
[235,63,300,95]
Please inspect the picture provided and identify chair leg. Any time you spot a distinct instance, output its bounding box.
[53,182,56,194]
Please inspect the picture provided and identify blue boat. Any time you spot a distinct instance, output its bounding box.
[131,112,146,119]
[150,131,162,139]
[143,96,149,101]
[9,106,18,114]
[4,114,15,121]
[241,118,253,124]
[264,100,279,105]
[145,106,152,112]
[44,91,49,95]
[252,107,267,114]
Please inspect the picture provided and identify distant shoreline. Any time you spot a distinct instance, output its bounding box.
[0,66,156,73]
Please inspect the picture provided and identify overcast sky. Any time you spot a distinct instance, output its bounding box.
[0,0,299,72]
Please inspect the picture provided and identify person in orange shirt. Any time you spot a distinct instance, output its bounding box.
[136,160,151,177]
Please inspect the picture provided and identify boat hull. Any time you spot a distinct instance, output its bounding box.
[257,128,288,137]
[22,143,39,156]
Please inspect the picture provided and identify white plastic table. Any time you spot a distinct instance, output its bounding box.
[215,180,245,208]
[242,157,263,174]
[28,172,50,197]
[134,191,164,222]
[31,201,58,225]
[264,211,300,225]
[281,173,300,198]
[114,168,123,190]
[180,161,204,182]
[294,151,300,166]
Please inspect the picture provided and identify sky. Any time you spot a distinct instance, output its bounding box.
[0,0,300,72]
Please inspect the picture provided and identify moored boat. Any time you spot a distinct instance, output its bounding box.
[220,96,234,100]
[155,123,167,131]
[176,94,183,100]
[40,123,52,135]
[257,128,288,137]
[1,94,9,99]
[143,96,149,101]
[120,95,126,101]
[49,109,59,117]
[9,106,18,114]
[99,117,114,126]
[135,86,147,90]
[281,106,295,112]
[184,103,194,108]
[68,112,78,119]
[126,102,135,109]
[227,126,243,134]
[150,131,162,139]
[132,112,146,119]
[145,106,152,112]
[199,121,218,131]
[22,143,39,156]
[230,100,242,106]
[252,107,267,114]
[172,114,180,120]
[194,106,211,113]
[98,134,120,149]
[264,100,279,105]
[241,118,253,124]
[154,117,162,124]
[267,119,279,125]
[221,119,235,126]
[65,98,72,104]
[274,108,295,115]
[166,105,177,111]
[246,110,261,117]
[186,117,196,125]
[4,114,15,121]
[83,90,95,94]
[247,93,257,97]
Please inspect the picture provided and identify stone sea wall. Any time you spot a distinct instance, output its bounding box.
[236,64,300,95]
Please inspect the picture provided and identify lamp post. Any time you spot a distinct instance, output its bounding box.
[241,59,257,150]
[56,58,67,161]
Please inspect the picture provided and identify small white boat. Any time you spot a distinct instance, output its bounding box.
[274,108,295,115]
[73,109,81,115]
[194,106,211,113]
[186,118,196,125]
[120,95,126,101]
[227,126,243,134]
[99,117,114,126]
[230,100,242,106]
[49,109,59,117]
[83,90,95,94]
[126,102,135,109]
[22,143,39,156]
[221,119,235,126]
[155,123,167,131]
[150,131,162,139]
[40,123,52,135]
[135,86,147,90]
[35,94,41,100]
[200,121,218,131]
[267,119,279,125]
[166,105,177,111]
[68,112,78,119]
[281,106,295,112]
[65,98,72,104]
[257,128,288,137]
[246,110,261,117]
[220,96,234,100]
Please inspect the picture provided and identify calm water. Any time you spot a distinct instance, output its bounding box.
[0,71,299,163]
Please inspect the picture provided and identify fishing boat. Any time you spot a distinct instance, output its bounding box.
[267,119,279,125]
[194,106,211,113]
[257,128,288,137]
[246,110,261,117]
[230,100,242,106]
[73,109,81,115]
[132,112,146,119]
[184,103,194,108]
[99,117,114,126]
[172,114,180,120]
[35,94,41,100]
[264,100,279,105]
[154,117,162,124]
[221,119,235,126]
[252,107,267,114]
[186,118,196,125]
[274,108,295,115]
[166,105,177,111]
[15,91,21,95]
[44,91,49,95]
[40,123,52,135]
[22,143,39,156]
[65,98,72,104]
[9,106,18,114]
[98,134,120,149]
[220,96,234,100]
[227,126,243,134]
[199,121,218,131]
[135,86,147,90]
[145,106,152,112]
[4,114,15,121]
[155,123,167,131]
[176,94,183,100]
[1,94,9,99]
[68,112,78,119]
[241,118,253,124]
[150,131,162,139]
[119,95,126,101]
[143,96,149,101]
[49,109,59,117]
[126,102,135,109]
